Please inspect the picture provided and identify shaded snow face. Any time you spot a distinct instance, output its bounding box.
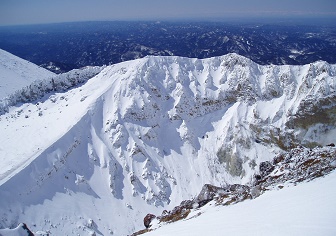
[0,53,335,235]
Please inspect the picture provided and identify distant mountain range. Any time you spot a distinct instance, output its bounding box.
[0,21,335,73]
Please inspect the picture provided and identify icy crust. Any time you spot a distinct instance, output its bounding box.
[0,54,335,235]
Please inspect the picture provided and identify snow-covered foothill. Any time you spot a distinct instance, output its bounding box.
[0,49,55,99]
[0,64,104,115]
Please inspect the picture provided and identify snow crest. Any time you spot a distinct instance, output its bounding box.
[0,49,55,99]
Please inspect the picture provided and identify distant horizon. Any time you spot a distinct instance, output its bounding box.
[1,14,336,27]
[1,0,335,26]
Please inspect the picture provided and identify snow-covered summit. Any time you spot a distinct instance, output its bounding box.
[0,49,55,99]
[0,52,335,235]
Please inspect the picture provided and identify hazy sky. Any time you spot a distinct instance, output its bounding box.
[1,0,336,26]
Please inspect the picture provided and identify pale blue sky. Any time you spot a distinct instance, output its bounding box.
[0,0,336,26]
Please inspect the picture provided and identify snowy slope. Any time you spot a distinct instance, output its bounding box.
[146,170,336,236]
[0,54,335,235]
[0,223,34,236]
[0,49,55,99]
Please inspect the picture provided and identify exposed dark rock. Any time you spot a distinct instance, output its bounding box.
[255,139,261,143]
[327,143,335,147]
[214,183,252,205]
[228,184,250,193]
[273,154,285,165]
[179,200,195,209]
[255,146,336,188]
[154,199,197,224]
[21,223,34,236]
[259,161,275,177]
[144,214,156,228]
[197,199,211,208]
[254,174,262,180]
[131,228,152,236]
[161,210,169,217]
[196,184,227,205]
[159,205,191,223]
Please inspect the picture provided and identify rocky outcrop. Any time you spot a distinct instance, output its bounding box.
[195,184,228,207]
[253,146,336,189]
[135,145,336,235]
[144,214,156,228]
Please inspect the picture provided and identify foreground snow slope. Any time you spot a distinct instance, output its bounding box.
[0,49,55,98]
[146,170,336,236]
[0,53,335,235]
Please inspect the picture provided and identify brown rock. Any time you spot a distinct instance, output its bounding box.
[144,213,156,228]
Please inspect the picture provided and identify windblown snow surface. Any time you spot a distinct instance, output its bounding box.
[0,52,335,235]
[0,49,55,99]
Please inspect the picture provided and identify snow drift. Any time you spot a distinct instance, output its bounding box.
[0,52,335,235]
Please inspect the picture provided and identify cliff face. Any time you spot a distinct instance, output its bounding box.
[0,53,335,235]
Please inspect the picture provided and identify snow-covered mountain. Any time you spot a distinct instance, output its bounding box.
[0,49,55,99]
[0,52,335,235]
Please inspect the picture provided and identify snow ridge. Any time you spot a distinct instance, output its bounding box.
[0,65,104,115]
[0,49,55,99]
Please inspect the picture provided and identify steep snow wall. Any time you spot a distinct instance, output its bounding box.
[0,54,335,235]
